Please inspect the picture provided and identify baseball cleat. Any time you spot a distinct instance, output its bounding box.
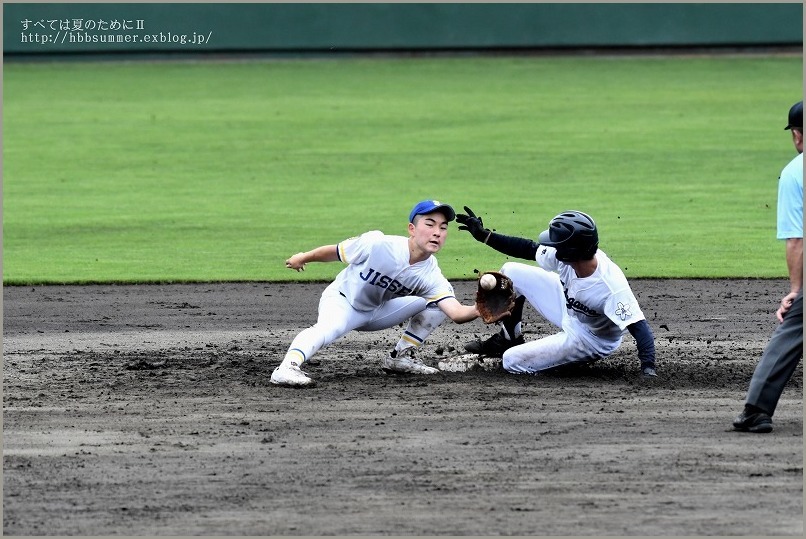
[270,363,316,387]
[382,349,439,375]
[732,411,773,433]
[464,331,524,357]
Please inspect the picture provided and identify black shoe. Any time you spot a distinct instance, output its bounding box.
[641,365,657,377]
[465,332,525,357]
[732,411,773,433]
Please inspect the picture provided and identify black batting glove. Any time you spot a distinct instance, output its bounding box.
[456,206,491,243]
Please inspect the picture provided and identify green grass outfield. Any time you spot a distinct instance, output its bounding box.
[3,55,802,284]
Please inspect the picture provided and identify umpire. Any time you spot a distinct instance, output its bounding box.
[733,100,804,433]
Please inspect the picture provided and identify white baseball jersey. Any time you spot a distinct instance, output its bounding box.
[536,245,645,341]
[331,230,455,312]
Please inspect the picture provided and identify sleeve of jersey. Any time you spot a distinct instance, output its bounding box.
[604,288,645,331]
[423,276,456,306]
[337,230,382,265]
[534,245,560,271]
[777,164,804,239]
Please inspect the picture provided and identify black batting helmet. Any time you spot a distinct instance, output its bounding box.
[537,211,599,262]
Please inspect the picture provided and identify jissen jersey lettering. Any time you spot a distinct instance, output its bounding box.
[358,268,414,296]
[331,230,455,312]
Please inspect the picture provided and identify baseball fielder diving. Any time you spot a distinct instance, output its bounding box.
[456,207,657,377]
[271,200,480,387]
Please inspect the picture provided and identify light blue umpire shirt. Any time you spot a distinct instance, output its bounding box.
[777,152,803,240]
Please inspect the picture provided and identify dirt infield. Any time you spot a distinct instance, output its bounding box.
[2,279,802,535]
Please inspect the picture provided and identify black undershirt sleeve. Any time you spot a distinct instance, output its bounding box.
[484,232,540,260]
[627,319,656,368]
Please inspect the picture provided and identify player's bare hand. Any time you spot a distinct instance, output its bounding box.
[285,252,307,272]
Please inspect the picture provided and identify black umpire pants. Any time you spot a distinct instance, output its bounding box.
[745,290,804,416]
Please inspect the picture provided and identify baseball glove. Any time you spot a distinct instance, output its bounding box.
[476,271,516,324]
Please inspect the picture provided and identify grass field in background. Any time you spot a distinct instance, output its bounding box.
[2,55,802,284]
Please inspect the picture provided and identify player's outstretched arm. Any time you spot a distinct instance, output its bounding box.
[627,319,657,377]
[285,244,339,272]
[456,206,538,260]
[436,297,480,324]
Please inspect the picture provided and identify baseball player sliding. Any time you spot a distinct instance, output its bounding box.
[456,208,657,377]
[271,200,480,387]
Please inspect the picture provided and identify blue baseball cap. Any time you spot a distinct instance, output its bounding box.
[409,200,456,223]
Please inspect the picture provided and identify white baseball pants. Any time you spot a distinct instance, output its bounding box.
[281,285,446,367]
[499,262,620,374]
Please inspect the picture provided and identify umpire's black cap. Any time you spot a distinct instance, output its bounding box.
[784,100,802,130]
